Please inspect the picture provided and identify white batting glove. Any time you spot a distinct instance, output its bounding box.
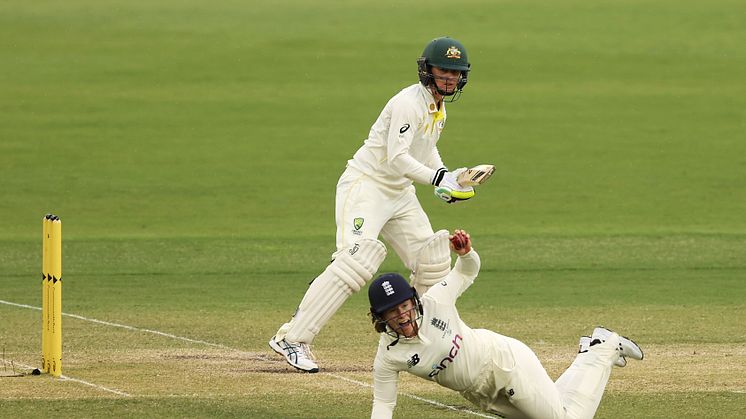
[432,168,475,204]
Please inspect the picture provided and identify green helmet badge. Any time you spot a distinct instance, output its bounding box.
[445,46,462,60]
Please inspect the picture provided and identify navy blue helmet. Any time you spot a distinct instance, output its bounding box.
[369,273,422,336]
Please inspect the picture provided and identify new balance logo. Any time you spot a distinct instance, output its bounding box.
[407,354,420,368]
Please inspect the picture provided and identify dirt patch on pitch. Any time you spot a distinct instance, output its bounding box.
[534,343,746,393]
[157,348,371,374]
[56,343,746,397]
[141,344,746,392]
[238,356,371,374]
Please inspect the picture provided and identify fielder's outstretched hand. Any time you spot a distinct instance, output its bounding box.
[449,229,472,256]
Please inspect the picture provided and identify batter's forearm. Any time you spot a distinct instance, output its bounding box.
[389,152,439,185]
[428,146,446,171]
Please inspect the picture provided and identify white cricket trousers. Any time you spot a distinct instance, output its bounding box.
[333,167,435,270]
[461,332,620,419]
[276,168,435,344]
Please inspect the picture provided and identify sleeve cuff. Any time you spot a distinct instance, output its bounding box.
[431,167,447,186]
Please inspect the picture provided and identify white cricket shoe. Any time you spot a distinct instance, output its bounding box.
[269,336,319,373]
[579,335,626,367]
[591,326,644,361]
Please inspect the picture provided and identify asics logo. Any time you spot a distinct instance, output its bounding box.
[399,124,410,134]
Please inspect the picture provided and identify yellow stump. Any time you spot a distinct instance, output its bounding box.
[42,216,50,372]
[42,214,62,377]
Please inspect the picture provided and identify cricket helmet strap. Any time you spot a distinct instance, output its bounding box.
[417,36,470,95]
[369,273,423,334]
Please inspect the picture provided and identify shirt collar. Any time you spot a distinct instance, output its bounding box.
[381,317,430,345]
[417,83,441,114]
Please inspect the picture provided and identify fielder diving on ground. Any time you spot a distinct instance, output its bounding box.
[368,229,643,419]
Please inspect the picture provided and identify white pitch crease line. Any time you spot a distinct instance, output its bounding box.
[0,358,130,397]
[0,299,232,350]
[60,374,131,397]
[327,373,495,418]
[2,299,491,416]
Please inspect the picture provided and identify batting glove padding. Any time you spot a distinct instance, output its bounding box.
[433,168,475,203]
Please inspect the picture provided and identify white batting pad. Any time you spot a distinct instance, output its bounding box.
[285,239,386,343]
[410,230,451,295]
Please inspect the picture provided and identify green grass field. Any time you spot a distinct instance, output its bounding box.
[2,0,745,417]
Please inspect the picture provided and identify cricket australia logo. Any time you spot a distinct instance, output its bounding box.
[445,46,461,59]
[352,217,364,235]
[406,354,420,368]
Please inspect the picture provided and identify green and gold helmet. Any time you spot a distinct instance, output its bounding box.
[417,36,471,95]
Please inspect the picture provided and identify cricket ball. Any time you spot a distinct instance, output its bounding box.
[450,233,467,250]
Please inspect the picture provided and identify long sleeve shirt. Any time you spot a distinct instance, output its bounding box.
[371,250,499,419]
[347,83,447,190]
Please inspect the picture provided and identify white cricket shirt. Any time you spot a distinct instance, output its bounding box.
[347,83,447,189]
[370,250,512,419]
